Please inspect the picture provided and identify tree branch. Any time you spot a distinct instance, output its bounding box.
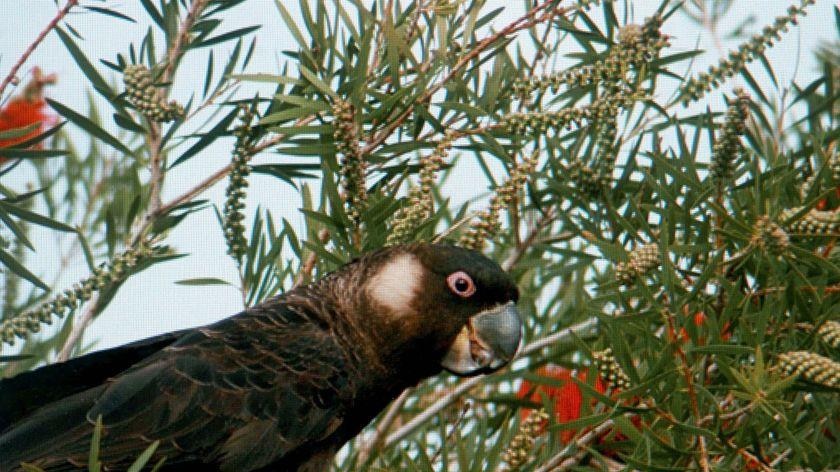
[361,0,562,155]
[355,389,411,466]
[534,417,619,472]
[56,293,100,362]
[60,0,210,357]
[0,0,78,99]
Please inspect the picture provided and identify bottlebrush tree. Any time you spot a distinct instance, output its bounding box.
[0,0,838,470]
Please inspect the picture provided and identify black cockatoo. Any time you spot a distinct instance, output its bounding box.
[0,244,521,471]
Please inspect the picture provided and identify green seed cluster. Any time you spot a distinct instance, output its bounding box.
[829,152,840,183]
[567,158,607,197]
[594,115,618,176]
[123,64,184,122]
[501,409,549,471]
[593,347,632,390]
[680,0,815,104]
[501,91,643,136]
[779,350,840,388]
[710,89,751,188]
[512,15,667,97]
[781,207,840,235]
[569,113,620,198]
[333,100,367,226]
[460,151,539,250]
[1,243,155,345]
[751,216,790,255]
[615,243,660,285]
[387,130,457,246]
[223,105,256,264]
[818,321,840,349]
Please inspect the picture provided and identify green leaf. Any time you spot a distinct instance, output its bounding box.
[139,0,164,28]
[88,416,103,472]
[0,201,76,232]
[113,112,146,133]
[0,247,47,290]
[19,464,46,472]
[84,6,136,23]
[55,27,116,101]
[171,106,240,167]
[549,412,611,432]
[5,121,66,149]
[46,99,134,158]
[274,0,309,51]
[0,123,40,141]
[687,344,753,355]
[298,66,337,99]
[0,148,67,159]
[231,73,302,85]
[0,354,33,362]
[175,277,233,286]
[191,25,261,48]
[126,441,159,472]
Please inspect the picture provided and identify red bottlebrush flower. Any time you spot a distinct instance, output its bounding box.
[675,311,732,344]
[817,198,829,211]
[517,365,607,443]
[0,68,57,160]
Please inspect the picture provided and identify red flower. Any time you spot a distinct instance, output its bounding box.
[0,68,56,160]
[517,365,606,443]
[674,311,732,345]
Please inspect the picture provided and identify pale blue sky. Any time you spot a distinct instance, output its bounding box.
[0,1,836,355]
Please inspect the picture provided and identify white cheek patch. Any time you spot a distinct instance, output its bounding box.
[367,253,425,317]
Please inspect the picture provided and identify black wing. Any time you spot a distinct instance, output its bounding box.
[0,301,351,472]
[0,329,185,431]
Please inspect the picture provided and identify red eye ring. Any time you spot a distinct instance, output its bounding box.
[446,271,476,297]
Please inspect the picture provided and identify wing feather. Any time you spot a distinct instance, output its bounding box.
[0,302,351,471]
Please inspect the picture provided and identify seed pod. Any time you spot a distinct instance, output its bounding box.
[778,350,840,388]
[616,243,660,285]
[593,348,632,390]
[333,100,366,227]
[0,242,157,345]
[501,409,549,471]
[751,216,790,254]
[818,321,840,349]
[781,207,840,235]
[123,64,184,123]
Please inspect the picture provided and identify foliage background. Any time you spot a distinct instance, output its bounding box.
[0,0,838,470]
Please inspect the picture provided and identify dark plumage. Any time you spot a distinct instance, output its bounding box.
[0,244,521,471]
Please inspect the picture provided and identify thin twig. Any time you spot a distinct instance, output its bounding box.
[533,418,618,472]
[662,309,711,472]
[361,0,561,155]
[60,0,209,358]
[293,229,331,288]
[429,400,471,466]
[355,389,412,466]
[156,162,234,217]
[382,317,599,449]
[768,448,792,467]
[161,0,209,85]
[0,0,78,99]
[145,0,211,218]
[403,0,426,43]
[502,206,557,271]
[368,0,394,76]
[56,292,100,362]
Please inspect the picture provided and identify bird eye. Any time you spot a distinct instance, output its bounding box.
[446,271,476,297]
